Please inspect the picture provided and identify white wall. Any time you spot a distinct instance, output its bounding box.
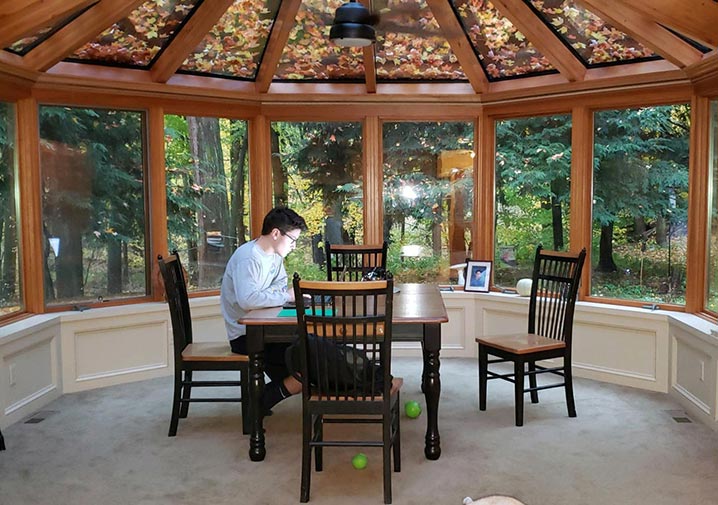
[1,292,717,431]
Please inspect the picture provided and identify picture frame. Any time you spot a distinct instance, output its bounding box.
[464,260,492,293]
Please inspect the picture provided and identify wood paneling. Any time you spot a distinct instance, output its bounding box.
[628,0,718,48]
[0,0,95,49]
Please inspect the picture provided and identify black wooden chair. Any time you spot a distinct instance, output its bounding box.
[325,241,388,281]
[293,274,401,504]
[0,428,5,450]
[158,251,249,437]
[476,246,586,426]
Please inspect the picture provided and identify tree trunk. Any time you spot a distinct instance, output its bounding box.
[188,116,231,289]
[598,223,618,272]
[55,220,84,299]
[107,238,122,295]
[550,195,564,250]
[270,127,287,206]
[1,194,17,301]
[655,216,667,246]
[229,123,248,246]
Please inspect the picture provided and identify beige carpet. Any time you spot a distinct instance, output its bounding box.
[1,357,717,505]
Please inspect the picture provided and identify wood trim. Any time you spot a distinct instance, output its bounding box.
[426,0,489,94]
[0,71,34,101]
[363,44,377,94]
[0,0,95,49]
[248,115,272,236]
[569,106,594,299]
[16,98,44,313]
[628,0,718,48]
[490,0,586,82]
[363,116,382,244]
[255,0,302,93]
[688,52,718,96]
[149,0,235,83]
[147,106,168,302]
[476,110,494,262]
[23,0,146,72]
[685,95,710,312]
[575,0,702,69]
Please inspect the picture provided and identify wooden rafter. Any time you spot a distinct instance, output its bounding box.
[627,0,718,48]
[577,0,702,68]
[255,0,302,93]
[150,0,234,83]
[0,0,96,49]
[491,0,586,82]
[426,0,489,94]
[360,0,376,93]
[22,0,145,72]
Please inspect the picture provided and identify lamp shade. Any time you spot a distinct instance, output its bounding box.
[330,1,376,48]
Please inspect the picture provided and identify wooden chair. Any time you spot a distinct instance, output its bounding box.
[476,246,586,426]
[158,251,249,437]
[293,274,401,504]
[0,428,5,450]
[325,241,388,281]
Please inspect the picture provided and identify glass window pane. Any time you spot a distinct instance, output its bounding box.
[706,101,718,312]
[383,121,474,283]
[494,115,572,289]
[0,103,22,316]
[271,121,364,280]
[165,115,250,291]
[592,105,690,304]
[39,106,147,305]
[452,0,555,80]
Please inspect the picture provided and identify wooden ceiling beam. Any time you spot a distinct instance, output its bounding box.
[150,0,234,83]
[0,0,96,49]
[577,0,703,68]
[22,0,145,72]
[626,0,718,48]
[255,0,302,93]
[360,0,376,93]
[491,0,586,82]
[426,0,489,93]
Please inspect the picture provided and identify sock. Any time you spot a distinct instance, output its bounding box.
[262,381,291,414]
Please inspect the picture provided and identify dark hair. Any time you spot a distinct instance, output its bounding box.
[261,207,307,235]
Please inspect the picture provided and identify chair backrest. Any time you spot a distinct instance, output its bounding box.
[528,246,586,345]
[158,251,192,356]
[325,241,388,281]
[293,274,394,401]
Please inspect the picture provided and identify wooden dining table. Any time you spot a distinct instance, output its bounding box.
[238,283,449,462]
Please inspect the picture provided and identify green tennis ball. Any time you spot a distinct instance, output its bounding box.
[352,452,368,470]
[405,400,422,418]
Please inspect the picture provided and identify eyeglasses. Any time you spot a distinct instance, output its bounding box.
[281,231,299,244]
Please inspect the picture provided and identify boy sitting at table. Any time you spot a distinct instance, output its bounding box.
[220,207,307,415]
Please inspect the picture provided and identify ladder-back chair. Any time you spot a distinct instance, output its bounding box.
[476,246,586,426]
[325,241,388,281]
[293,273,401,504]
[158,251,249,437]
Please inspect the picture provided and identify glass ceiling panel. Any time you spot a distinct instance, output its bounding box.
[274,0,364,81]
[180,0,279,79]
[453,0,554,80]
[70,0,198,67]
[6,2,98,56]
[527,0,657,66]
[375,0,465,81]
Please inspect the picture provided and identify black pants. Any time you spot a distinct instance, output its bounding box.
[230,336,291,384]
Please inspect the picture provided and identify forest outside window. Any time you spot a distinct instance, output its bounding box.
[0,102,21,317]
[493,114,571,290]
[591,105,690,305]
[165,115,250,292]
[382,121,474,283]
[270,121,363,281]
[706,100,718,314]
[39,106,148,306]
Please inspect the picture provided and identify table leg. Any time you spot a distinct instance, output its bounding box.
[422,323,441,460]
[247,328,266,462]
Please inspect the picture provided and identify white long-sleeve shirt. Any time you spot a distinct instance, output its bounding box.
[220,239,291,341]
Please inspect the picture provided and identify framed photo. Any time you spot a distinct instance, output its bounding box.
[464,260,492,292]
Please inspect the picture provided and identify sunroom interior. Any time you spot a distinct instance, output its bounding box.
[2,0,718,471]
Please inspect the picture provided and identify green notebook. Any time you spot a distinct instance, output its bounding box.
[277,307,334,318]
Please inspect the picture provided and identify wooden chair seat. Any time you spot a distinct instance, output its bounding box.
[476,334,566,354]
[310,377,403,401]
[182,342,250,362]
